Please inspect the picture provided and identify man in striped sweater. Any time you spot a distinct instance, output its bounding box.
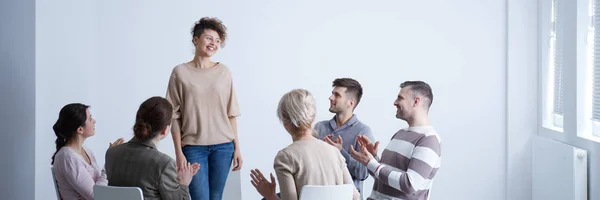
[350,81,442,200]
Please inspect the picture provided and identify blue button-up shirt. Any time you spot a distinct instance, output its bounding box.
[314,114,374,199]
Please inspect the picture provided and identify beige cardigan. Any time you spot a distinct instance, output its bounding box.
[273,138,360,200]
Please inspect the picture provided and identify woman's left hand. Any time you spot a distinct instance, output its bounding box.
[250,169,277,199]
[232,150,243,171]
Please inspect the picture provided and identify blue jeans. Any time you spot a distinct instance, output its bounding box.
[182,142,234,200]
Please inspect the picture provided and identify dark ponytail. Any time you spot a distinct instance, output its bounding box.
[133,97,173,141]
[53,122,68,164]
[51,103,90,165]
[133,118,152,139]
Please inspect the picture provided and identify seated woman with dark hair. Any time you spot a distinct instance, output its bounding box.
[104,96,198,200]
[52,103,124,200]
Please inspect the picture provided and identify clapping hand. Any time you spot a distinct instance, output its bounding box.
[350,141,375,165]
[109,138,125,148]
[357,135,379,158]
[323,134,343,151]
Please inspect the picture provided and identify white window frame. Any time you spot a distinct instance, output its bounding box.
[580,0,600,141]
[540,0,566,133]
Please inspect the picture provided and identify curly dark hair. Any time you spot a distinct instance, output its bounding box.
[191,17,228,47]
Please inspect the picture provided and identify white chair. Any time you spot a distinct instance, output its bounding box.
[93,185,143,200]
[299,184,355,200]
[50,166,61,200]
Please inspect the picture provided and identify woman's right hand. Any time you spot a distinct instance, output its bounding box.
[109,138,125,148]
[176,152,188,170]
[177,162,194,186]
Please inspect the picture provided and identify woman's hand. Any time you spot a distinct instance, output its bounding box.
[191,163,200,175]
[232,150,243,171]
[177,162,194,186]
[109,138,125,148]
[250,169,277,200]
[176,152,188,170]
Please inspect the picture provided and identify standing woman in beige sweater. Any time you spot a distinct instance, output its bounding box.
[166,17,242,200]
[250,89,360,200]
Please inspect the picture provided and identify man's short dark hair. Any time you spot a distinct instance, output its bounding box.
[400,81,433,109]
[332,78,363,108]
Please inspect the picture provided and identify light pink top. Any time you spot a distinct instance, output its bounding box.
[53,146,107,200]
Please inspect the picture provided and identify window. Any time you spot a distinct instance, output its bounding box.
[553,0,566,129]
[590,0,600,137]
[543,0,565,131]
[578,0,599,139]
[541,0,600,141]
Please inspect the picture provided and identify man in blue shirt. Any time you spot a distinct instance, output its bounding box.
[314,78,375,199]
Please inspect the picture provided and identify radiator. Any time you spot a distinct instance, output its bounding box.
[533,136,588,200]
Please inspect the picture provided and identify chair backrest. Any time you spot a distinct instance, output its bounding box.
[93,185,143,200]
[50,166,61,200]
[299,184,355,200]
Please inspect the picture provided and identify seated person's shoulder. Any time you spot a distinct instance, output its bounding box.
[275,146,292,160]
[273,149,292,168]
[144,150,175,166]
[275,144,305,164]
[140,150,177,173]
[157,152,175,163]
[105,144,130,158]
[53,148,88,171]
[53,148,75,164]
[107,144,173,165]
[105,144,121,155]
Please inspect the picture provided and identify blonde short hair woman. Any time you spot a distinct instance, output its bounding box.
[250,89,360,200]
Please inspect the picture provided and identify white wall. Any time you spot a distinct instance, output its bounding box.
[35,1,99,198]
[506,0,537,199]
[34,0,508,199]
[0,0,36,200]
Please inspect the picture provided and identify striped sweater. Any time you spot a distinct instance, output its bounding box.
[366,126,441,200]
